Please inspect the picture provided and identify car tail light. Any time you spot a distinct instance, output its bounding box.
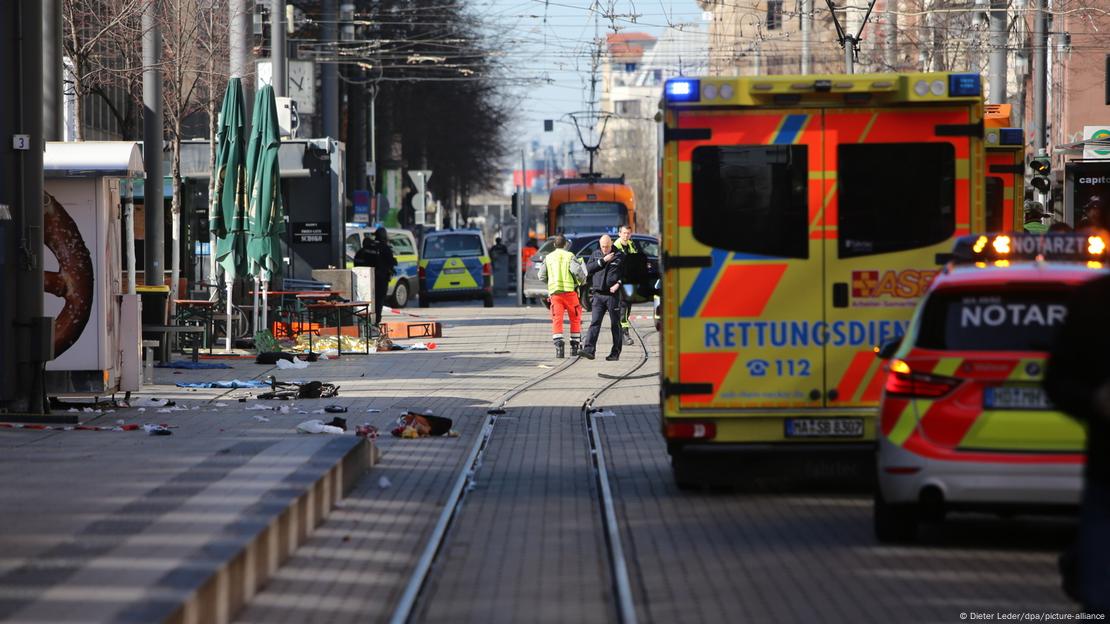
[418,266,426,280]
[664,421,716,439]
[482,262,492,277]
[884,359,961,398]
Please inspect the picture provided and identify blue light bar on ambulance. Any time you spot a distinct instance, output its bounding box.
[665,78,700,103]
[949,233,1108,264]
[999,128,1023,145]
[948,73,982,97]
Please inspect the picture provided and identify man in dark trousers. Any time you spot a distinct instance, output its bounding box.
[580,234,624,361]
[1044,228,1110,613]
[353,228,397,326]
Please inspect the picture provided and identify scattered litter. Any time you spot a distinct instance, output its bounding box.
[404,342,437,351]
[276,357,310,370]
[246,405,273,411]
[258,379,339,400]
[255,351,297,365]
[311,408,326,414]
[138,408,146,412]
[142,424,172,436]
[366,408,382,413]
[493,350,511,354]
[0,422,147,433]
[134,398,173,407]
[391,411,454,438]
[67,408,78,413]
[324,405,347,414]
[156,360,232,369]
[215,403,228,407]
[591,410,617,417]
[326,417,347,431]
[295,419,345,435]
[82,407,99,413]
[176,380,270,389]
[356,424,378,438]
[537,364,552,369]
[279,405,291,414]
[253,413,270,422]
[378,476,392,489]
[116,419,125,425]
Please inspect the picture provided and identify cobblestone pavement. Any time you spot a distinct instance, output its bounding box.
[1,298,1081,623]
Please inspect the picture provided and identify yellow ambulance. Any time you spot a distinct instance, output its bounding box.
[659,72,987,484]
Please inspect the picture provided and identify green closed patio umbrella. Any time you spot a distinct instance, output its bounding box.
[245,85,285,334]
[211,77,248,352]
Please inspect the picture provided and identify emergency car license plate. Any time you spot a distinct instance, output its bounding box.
[983,386,1052,410]
[444,268,466,274]
[784,418,864,438]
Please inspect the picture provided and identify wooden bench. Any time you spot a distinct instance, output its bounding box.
[142,325,206,363]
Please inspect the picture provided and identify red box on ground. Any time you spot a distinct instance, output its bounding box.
[380,321,442,339]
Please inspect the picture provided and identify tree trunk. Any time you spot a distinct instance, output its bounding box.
[208,56,219,289]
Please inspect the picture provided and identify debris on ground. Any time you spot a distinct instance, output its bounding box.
[175,380,270,389]
[378,476,392,489]
[366,408,382,413]
[246,404,274,411]
[295,419,345,435]
[324,405,347,414]
[390,411,454,438]
[356,424,378,438]
[253,414,270,422]
[143,419,170,435]
[326,416,347,430]
[275,357,310,370]
[133,397,174,407]
[258,378,339,400]
[155,360,232,369]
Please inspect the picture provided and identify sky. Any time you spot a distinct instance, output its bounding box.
[469,0,705,148]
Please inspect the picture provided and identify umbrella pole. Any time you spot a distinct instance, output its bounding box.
[225,280,233,353]
[252,276,260,335]
[262,270,269,335]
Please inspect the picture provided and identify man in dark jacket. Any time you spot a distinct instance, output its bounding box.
[354,229,397,325]
[580,234,624,361]
[1044,239,1110,613]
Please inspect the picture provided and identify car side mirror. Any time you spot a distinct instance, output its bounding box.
[875,337,902,360]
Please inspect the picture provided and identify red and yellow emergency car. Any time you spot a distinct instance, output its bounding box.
[874,232,1101,542]
[659,72,987,485]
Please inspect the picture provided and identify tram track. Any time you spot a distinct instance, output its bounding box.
[387,323,654,624]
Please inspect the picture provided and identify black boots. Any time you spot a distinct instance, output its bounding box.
[554,338,565,358]
[570,339,581,357]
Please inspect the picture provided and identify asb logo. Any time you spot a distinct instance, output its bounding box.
[851,269,939,299]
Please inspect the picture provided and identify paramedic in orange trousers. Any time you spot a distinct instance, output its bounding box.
[537,235,586,358]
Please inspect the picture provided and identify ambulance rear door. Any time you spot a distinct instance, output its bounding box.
[820,105,979,411]
[665,107,825,413]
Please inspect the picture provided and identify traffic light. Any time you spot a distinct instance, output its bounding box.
[511,192,519,217]
[1030,154,1052,194]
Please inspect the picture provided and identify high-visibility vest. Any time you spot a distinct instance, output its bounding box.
[615,238,637,254]
[545,248,579,294]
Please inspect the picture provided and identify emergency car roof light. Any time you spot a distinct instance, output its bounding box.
[992,235,1012,255]
[1089,235,1106,256]
[972,236,989,254]
[951,232,1110,264]
[665,79,699,102]
[1000,128,1023,145]
[948,73,981,97]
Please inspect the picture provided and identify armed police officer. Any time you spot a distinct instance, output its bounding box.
[580,234,625,361]
[537,235,586,358]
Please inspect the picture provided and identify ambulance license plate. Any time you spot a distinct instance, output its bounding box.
[983,386,1052,410]
[784,418,864,438]
[444,268,466,274]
